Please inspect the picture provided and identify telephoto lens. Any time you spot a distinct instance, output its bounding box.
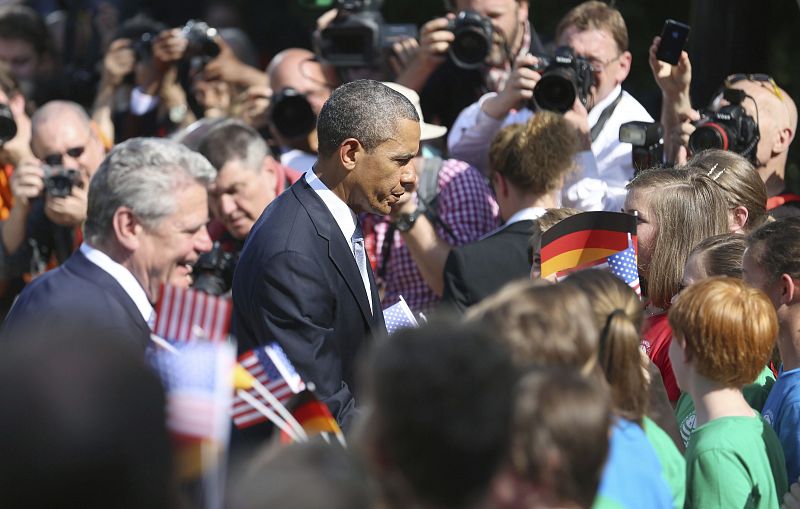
[532,46,593,114]
[447,11,493,70]
[269,88,317,139]
[0,103,17,145]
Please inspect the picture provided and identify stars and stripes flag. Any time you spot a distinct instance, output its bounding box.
[383,295,419,335]
[149,341,235,442]
[232,343,306,429]
[153,285,232,342]
[606,243,641,296]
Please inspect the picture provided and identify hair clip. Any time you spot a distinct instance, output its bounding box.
[706,163,725,181]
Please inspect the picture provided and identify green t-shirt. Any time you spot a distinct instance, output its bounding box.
[675,366,776,447]
[684,414,787,509]
[643,416,685,509]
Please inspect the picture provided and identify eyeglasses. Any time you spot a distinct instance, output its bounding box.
[724,74,783,101]
[43,146,85,166]
[588,54,622,73]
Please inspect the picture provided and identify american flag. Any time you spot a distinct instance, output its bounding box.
[232,343,306,429]
[153,285,232,342]
[382,295,419,335]
[606,245,641,296]
[150,342,235,441]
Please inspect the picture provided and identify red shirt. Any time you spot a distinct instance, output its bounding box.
[641,311,680,402]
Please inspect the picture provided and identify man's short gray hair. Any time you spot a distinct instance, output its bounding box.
[316,79,420,157]
[197,119,268,172]
[84,138,216,245]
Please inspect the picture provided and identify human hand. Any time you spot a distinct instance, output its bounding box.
[102,38,135,86]
[649,36,692,99]
[484,53,542,118]
[782,478,800,509]
[667,109,701,164]
[564,98,592,150]
[44,173,89,227]
[238,85,271,129]
[389,37,421,77]
[415,16,455,69]
[10,160,45,208]
[152,28,188,72]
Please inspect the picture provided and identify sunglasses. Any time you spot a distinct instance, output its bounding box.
[43,146,85,166]
[724,73,783,101]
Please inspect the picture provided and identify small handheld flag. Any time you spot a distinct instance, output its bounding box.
[383,295,419,335]
[153,285,232,342]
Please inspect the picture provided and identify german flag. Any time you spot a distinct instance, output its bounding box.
[279,389,345,445]
[540,212,637,278]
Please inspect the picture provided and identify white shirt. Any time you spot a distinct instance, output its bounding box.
[79,243,154,327]
[480,206,547,241]
[282,150,318,173]
[448,85,653,212]
[304,171,373,312]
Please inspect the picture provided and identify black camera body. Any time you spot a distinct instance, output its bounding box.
[689,94,760,163]
[181,20,221,62]
[315,0,417,68]
[531,46,594,114]
[192,242,238,296]
[0,103,17,145]
[619,121,664,174]
[42,166,81,198]
[445,10,493,70]
[269,87,317,140]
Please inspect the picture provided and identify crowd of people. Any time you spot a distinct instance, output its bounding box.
[0,0,799,508]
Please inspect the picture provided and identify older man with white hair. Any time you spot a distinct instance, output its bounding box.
[2,138,215,348]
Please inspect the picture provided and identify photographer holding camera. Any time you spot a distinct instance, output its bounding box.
[395,0,544,129]
[648,38,798,216]
[2,101,105,280]
[448,1,652,212]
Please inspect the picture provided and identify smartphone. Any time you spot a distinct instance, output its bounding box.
[656,19,690,65]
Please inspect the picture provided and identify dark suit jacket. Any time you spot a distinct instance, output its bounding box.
[1,250,151,349]
[232,177,386,430]
[442,220,535,312]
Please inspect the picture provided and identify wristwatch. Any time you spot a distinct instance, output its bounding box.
[394,209,423,233]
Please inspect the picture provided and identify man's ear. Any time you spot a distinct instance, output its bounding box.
[492,171,509,198]
[339,138,361,172]
[112,207,142,252]
[773,124,794,156]
[779,273,797,305]
[615,50,632,84]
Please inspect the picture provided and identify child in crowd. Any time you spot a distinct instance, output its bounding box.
[669,277,787,508]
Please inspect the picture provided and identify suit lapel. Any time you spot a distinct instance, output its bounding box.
[293,180,377,325]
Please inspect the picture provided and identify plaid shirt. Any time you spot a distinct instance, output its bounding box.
[365,159,498,314]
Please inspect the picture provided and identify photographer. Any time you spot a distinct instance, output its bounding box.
[396,0,544,129]
[266,48,337,172]
[1,101,105,280]
[648,38,798,216]
[448,1,652,212]
[196,120,301,294]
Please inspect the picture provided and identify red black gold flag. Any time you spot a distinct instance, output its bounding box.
[540,212,637,278]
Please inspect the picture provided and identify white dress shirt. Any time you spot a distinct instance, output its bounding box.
[479,206,547,241]
[282,150,318,173]
[304,171,373,312]
[80,243,154,327]
[447,85,653,212]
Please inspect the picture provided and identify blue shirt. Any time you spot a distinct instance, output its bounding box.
[594,418,673,509]
[762,366,800,482]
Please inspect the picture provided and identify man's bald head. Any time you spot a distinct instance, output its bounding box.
[31,100,105,178]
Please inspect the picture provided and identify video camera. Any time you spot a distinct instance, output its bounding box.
[530,47,594,114]
[688,88,760,163]
[446,11,493,70]
[192,242,238,296]
[42,166,82,198]
[314,0,417,68]
[619,121,664,174]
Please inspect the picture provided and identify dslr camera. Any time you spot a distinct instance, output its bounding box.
[0,103,17,145]
[269,87,317,140]
[688,88,760,162]
[445,10,493,70]
[314,0,417,68]
[42,166,82,198]
[181,20,221,63]
[619,121,664,174]
[192,242,238,296]
[531,46,594,114]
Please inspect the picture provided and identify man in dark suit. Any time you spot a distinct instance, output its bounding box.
[232,80,420,430]
[2,138,216,349]
[442,111,581,311]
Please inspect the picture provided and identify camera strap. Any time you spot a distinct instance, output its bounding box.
[590,90,624,143]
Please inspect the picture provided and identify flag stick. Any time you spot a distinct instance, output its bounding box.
[151,333,180,354]
[236,389,301,442]
[248,377,308,441]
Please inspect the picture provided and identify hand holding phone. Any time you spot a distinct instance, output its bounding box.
[656,19,690,65]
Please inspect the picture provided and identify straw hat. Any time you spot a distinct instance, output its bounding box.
[382,82,448,141]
